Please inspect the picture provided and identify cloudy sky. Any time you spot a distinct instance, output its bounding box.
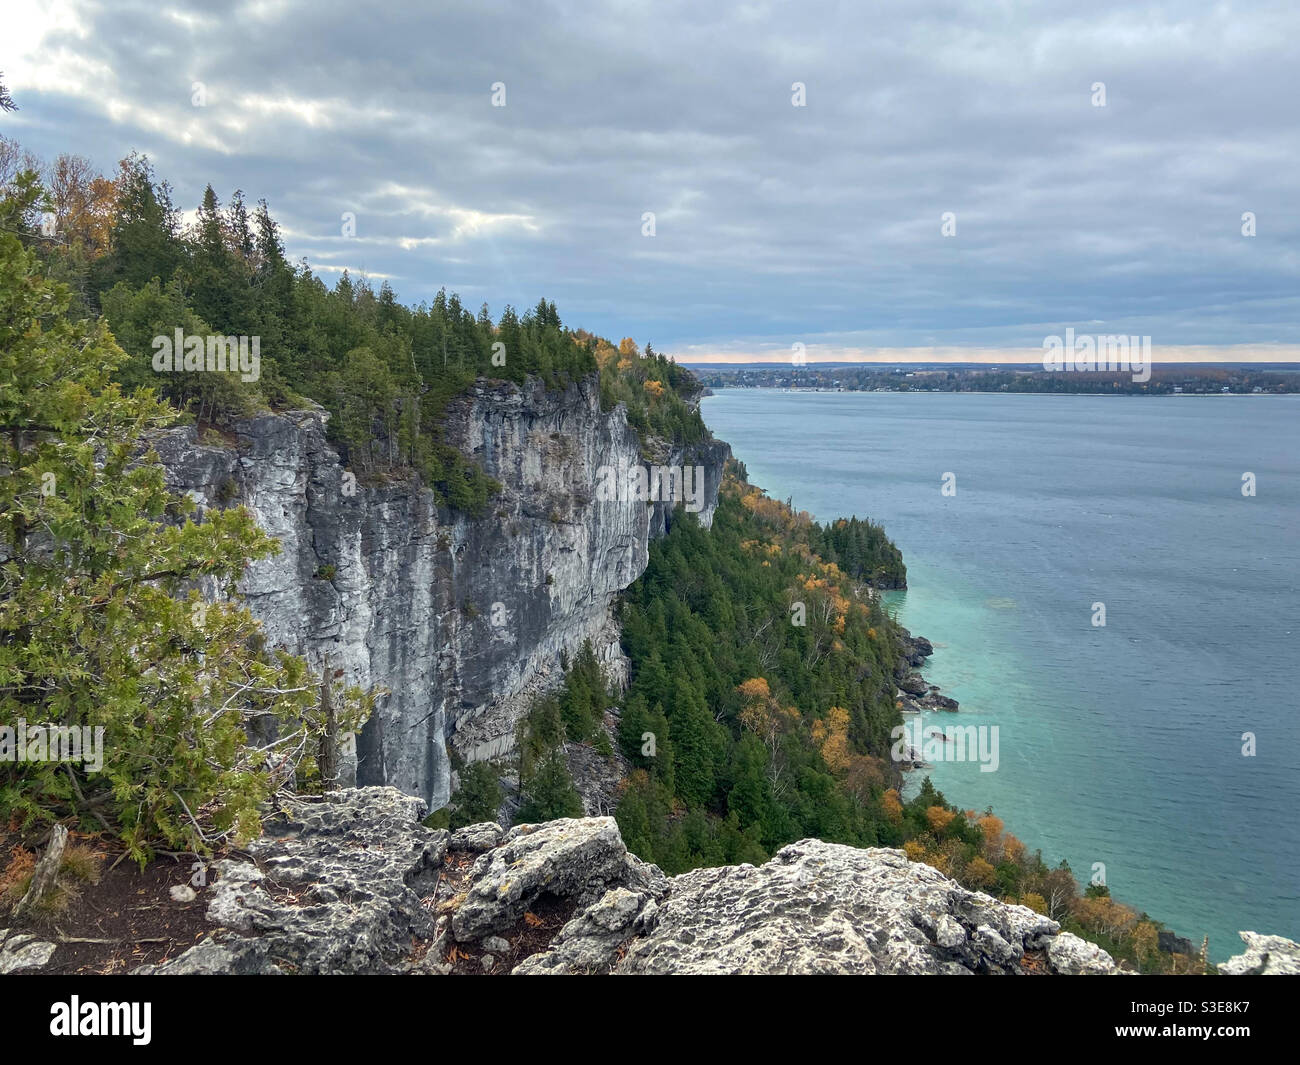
[7,0,1299,362]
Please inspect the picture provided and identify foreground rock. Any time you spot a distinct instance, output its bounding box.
[451,817,664,942]
[521,838,1112,975]
[1218,932,1300,975]
[129,788,1296,976]
[0,928,57,974]
[136,787,445,975]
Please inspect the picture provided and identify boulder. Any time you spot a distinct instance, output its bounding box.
[0,929,57,974]
[899,673,929,697]
[450,816,662,941]
[513,887,661,974]
[448,821,504,853]
[602,839,1118,975]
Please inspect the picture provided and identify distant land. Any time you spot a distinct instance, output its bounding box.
[681,362,1300,395]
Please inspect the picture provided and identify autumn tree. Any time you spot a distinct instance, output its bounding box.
[812,705,851,774]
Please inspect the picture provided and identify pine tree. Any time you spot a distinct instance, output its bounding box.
[0,176,359,862]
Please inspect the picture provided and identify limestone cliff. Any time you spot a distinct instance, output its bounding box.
[152,375,729,811]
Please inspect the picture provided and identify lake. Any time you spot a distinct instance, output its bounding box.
[702,388,1299,961]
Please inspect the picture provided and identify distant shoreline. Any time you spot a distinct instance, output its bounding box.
[702,388,1294,398]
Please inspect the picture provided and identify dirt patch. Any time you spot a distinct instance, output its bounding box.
[1,830,219,974]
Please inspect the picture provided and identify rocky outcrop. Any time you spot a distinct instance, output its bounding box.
[896,629,934,669]
[523,837,1115,975]
[153,375,728,811]
[135,788,446,975]
[1218,932,1300,975]
[133,789,1297,977]
[450,817,664,942]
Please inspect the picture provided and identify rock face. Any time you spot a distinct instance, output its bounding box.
[153,375,728,810]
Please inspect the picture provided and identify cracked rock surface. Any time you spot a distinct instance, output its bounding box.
[136,787,445,975]
[523,838,1116,975]
[128,789,1297,976]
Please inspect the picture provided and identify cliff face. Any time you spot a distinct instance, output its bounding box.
[152,375,729,811]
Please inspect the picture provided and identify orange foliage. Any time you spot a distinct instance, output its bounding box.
[817,706,852,774]
[926,806,957,833]
[965,856,997,889]
[881,788,904,824]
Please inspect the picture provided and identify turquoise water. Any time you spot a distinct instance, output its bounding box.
[702,389,1299,960]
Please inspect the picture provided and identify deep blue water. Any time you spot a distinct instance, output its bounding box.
[702,389,1299,961]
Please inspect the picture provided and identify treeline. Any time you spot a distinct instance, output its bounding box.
[612,466,908,868]
[1,138,706,514]
[807,515,906,588]
[701,365,1298,395]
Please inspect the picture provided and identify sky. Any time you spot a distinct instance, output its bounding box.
[5,0,1299,364]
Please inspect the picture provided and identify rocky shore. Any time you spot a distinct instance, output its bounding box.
[893,628,958,712]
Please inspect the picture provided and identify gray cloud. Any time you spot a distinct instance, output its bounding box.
[8,0,1299,358]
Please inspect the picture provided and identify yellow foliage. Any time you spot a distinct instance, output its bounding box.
[881,788,904,824]
[965,856,997,889]
[821,732,851,774]
[1003,834,1026,866]
[926,806,956,833]
[902,840,927,863]
[1133,921,1159,962]
[1020,892,1048,915]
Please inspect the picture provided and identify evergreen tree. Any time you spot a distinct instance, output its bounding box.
[0,175,361,862]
